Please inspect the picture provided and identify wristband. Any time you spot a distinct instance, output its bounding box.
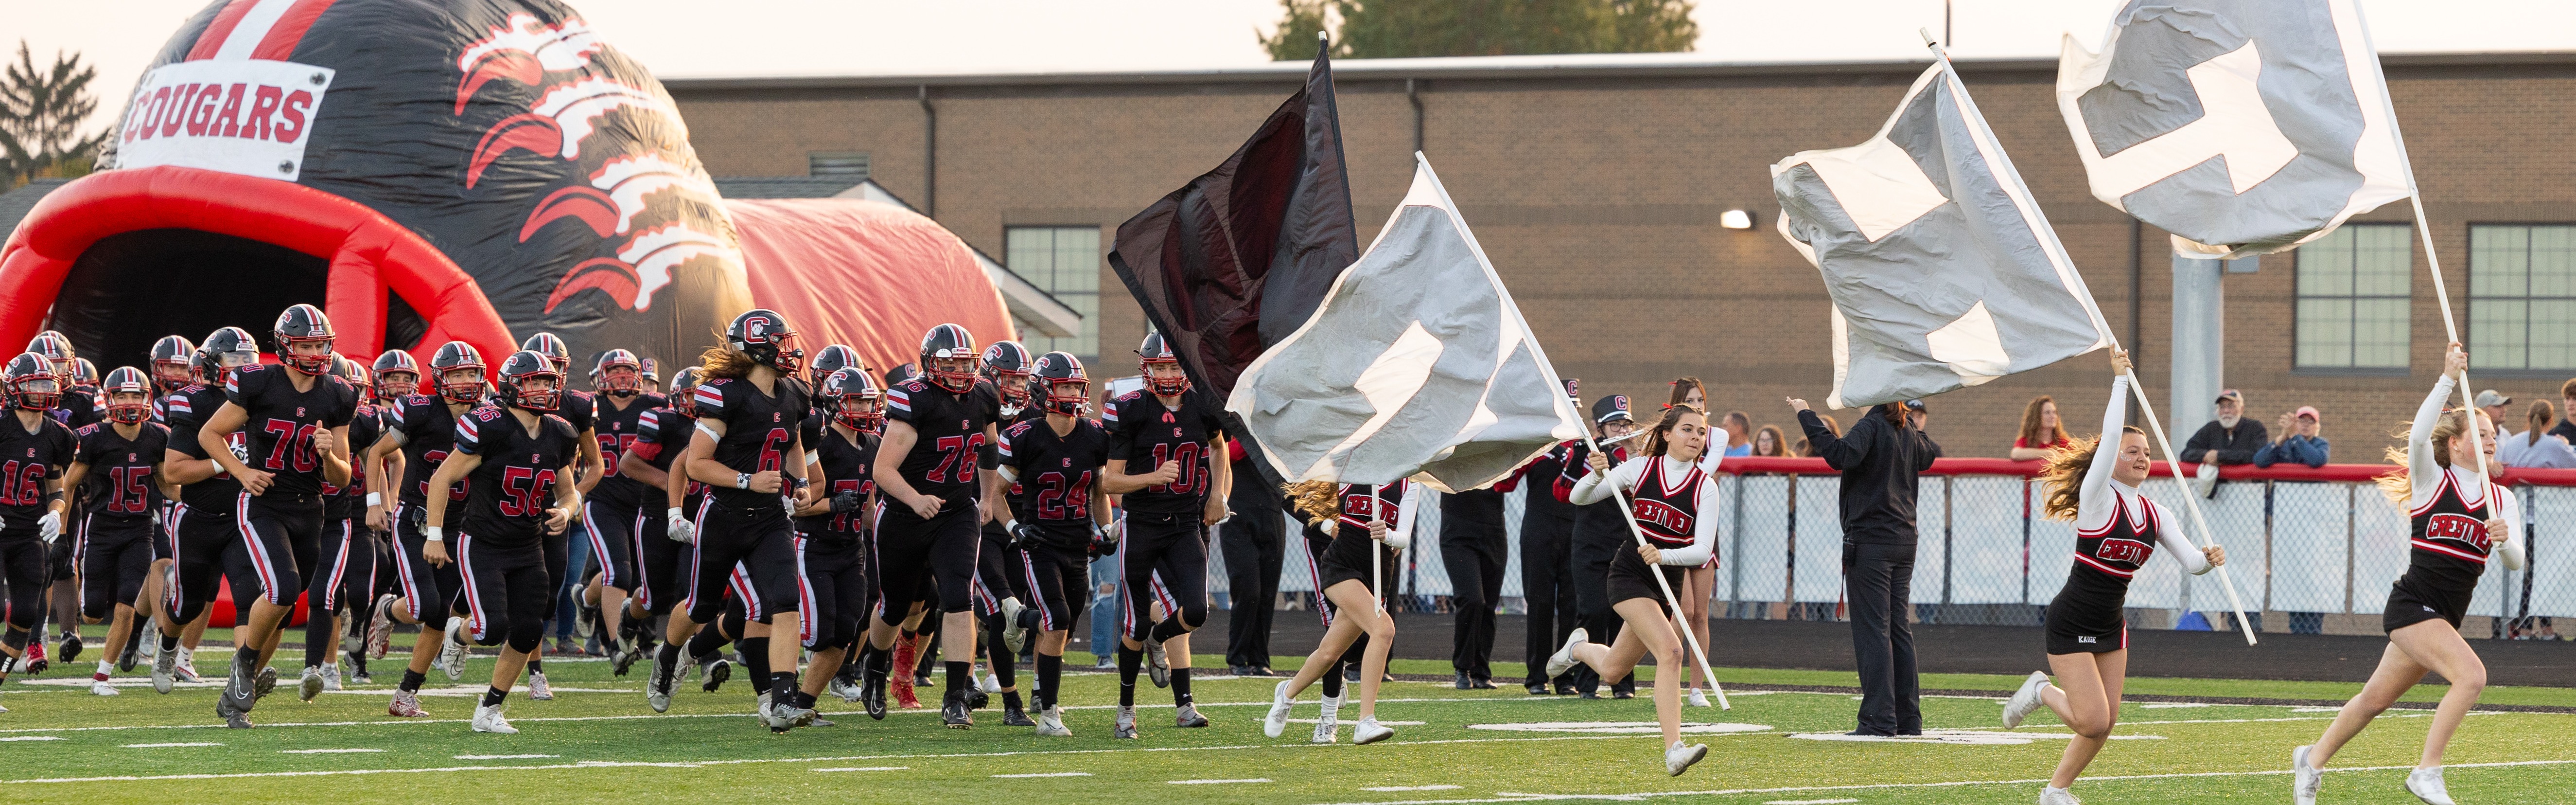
[735,472,750,489]
[424,526,444,543]
[1004,519,1019,533]
[366,492,382,506]
[668,507,683,520]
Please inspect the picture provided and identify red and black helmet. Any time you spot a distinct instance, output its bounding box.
[150,335,197,393]
[918,323,979,393]
[428,341,488,405]
[520,332,571,373]
[982,340,1034,410]
[667,366,704,418]
[495,350,563,412]
[820,366,885,432]
[1138,332,1189,396]
[70,358,98,388]
[27,330,75,380]
[372,349,422,399]
[273,304,337,375]
[882,363,919,389]
[727,309,805,376]
[196,327,260,386]
[2,353,61,412]
[1032,351,1089,417]
[808,344,861,390]
[100,366,153,424]
[591,348,644,396]
[329,354,371,398]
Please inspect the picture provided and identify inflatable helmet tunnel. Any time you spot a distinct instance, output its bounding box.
[0,0,752,367]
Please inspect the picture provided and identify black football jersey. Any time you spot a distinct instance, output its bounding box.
[226,364,359,497]
[693,376,809,509]
[590,392,666,507]
[162,383,245,513]
[53,387,100,430]
[1103,389,1226,515]
[0,413,75,527]
[884,377,1001,509]
[630,405,685,479]
[557,388,596,434]
[999,417,1110,540]
[393,394,472,525]
[74,422,168,522]
[453,406,580,545]
[324,403,386,520]
[798,425,880,537]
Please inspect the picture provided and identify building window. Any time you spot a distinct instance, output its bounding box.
[1005,226,1101,360]
[807,152,869,178]
[2469,224,2576,372]
[2294,223,2412,370]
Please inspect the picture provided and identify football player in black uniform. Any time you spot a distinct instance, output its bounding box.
[365,341,487,717]
[995,352,1111,736]
[858,323,1002,729]
[515,333,603,698]
[0,353,76,698]
[353,350,421,667]
[579,348,663,673]
[135,336,199,675]
[1099,332,1230,736]
[293,356,385,696]
[196,305,361,726]
[421,351,582,735]
[786,367,879,719]
[969,339,1037,724]
[61,367,167,697]
[150,336,199,398]
[661,310,817,732]
[26,332,92,667]
[152,327,262,697]
[633,366,718,713]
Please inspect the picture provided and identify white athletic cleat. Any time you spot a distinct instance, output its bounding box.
[1145,638,1170,688]
[471,703,517,733]
[1262,680,1296,738]
[1313,693,1343,744]
[977,666,1002,695]
[173,649,201,683]
[320,663,343,692]
[828,676,863,703]
[1545,628,1588,679]
[1113,705,1139,739]
[298,666,325,702]
[91,678,120,696]
[152,645,177,694]
[1664,741,1708,776]
[1352,716,1394,745]
[2038,786,2081,805]
[2405,766,2455,805]
[388,689,429,718]
[1686,687,1711,708]
[2293,745,2322,805]
[366,594,399,659]
[999,597,1031,655]
[1034,705,1072,737]
[438,617,470,680]
[527,671,553,701]
[2002,670,2050,729]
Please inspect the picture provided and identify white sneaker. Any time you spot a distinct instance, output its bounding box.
[298,666,325,702]
[91,678,121,696]
[1664,741,1708,776]
[1312,694,1343,744]
[438,618,470,680]
[2405,766,2455,805]
[828,676,863,703]
[977,666,1002,695]
[320,663,343,692]
[2293,745,2322,805]
[152,644,177,694]
[2039,786,2081,805]
[174,648,201,683]
[527,671,553,701]
[1545,628,1588,679]
[1035,705,1072,736]
[999,597,1031,654]
[471,703,517,734]
[1686,687,1711,708]
[1352,716,1394,745]
[1262,680,1295,738]
[2002,670,2050,729]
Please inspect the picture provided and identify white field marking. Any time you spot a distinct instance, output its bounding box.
[327,686,637,698]
[1764,800,1860,805]
[18,678,222,688]
[0,736,64,741]
[123,743,222,748]
[1289,718,1426,726]
[1171,779,1272,785]
[1788,730,2168,745]
[995,771,1091,778]
[2292,706,2344,713]
[2139,702,2212,709]
[1364,786,1465,792]
[280,749,384,754]
[811,767,907,772]
[1468,722,1773,735]
[1298,759,2576,805]
[453,754,557,760]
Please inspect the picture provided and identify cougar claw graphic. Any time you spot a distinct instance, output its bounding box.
[455,12,605,115]
[467,79,675,187]
[521,153,718,241]
[542,223,736,314]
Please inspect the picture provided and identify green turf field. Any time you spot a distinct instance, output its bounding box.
[1,645,2570,804]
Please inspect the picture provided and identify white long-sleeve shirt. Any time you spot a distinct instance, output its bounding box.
[1319,481,1421,550]
[1570,454,1718,567]
[2410,377,2526,570]
[2076,376,2210,576]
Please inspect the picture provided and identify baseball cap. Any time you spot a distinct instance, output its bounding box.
[2474,389,2511,408]
[1562,378,1579,400]
[1592,394,1632,424]
[2295,405,2320,423]
[639,357,660,381]
[2214,389,2244,404]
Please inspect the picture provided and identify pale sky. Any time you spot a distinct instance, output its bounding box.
[9,0,2576,138]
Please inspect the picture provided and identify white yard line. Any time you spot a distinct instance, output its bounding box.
[0,696,1557,734]
[1295,759,2576,805]
[1173,778,1273,784]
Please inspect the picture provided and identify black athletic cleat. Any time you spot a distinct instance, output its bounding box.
[1000,703,1034,727]
[57,633,82,665]
[252,665,279,702]
[964,687,989,710]
[860,666,889,720]
[698,657,731,693]
[941,690,973,729]
[116,631,142,673]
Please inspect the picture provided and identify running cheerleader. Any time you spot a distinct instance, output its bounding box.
[1261,478,1415,746]
[1545,404,1720,776]
[2292,343,2522,805]
[1999,349,2224,805]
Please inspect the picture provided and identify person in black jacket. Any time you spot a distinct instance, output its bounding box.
[2179,389,2267,498]
[1441,481,1512,690]
[1518,379,1583,695]
[1221,442,1286,677]
[1560,394,1640,698]
[1790,395,1938,736]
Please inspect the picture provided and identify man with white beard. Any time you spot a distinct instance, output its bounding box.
[2179,389,2268,499]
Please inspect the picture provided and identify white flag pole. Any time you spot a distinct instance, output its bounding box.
[1926,32,2258,645]
[1371,491,1386,616]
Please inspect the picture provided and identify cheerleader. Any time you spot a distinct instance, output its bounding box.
[1545,404,1720,776]
[1260,479,1417,746]
[1999,349,2223,805]
[2292,343,2522,805]
[1663,378,1720,707]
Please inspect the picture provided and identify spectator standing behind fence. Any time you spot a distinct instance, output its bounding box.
[2255,407,2331,469]
[2500,400,2576,469]
[1752,425,1787,457]
[1789,394,1938,737]
[1519,380,1584,695]
[2011,395,2072,461]
[2554,380,2576,444]
[1721,411,1753,457]
[2475,390,2513,442]
[2180,389,2267,498]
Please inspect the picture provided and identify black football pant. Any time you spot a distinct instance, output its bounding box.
[0,533,47,631]
[392,503,464,626]
[234,492,324,607]
[870,504,979,623]
[165,502,257,626]
[77,517,153,622]
[582,498,641,594]
[633,500,686,615]
[795,533,867,650]
[683,497,800,624]
[456,533,548,653]
[1119,511,1208,643]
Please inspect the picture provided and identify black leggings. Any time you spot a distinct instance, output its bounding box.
[456,533,549,653]
[796,534,867,649]
[1119,512,1208,642]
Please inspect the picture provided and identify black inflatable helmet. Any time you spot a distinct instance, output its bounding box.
[591,348,644,396]
[150,335,197,393]
[726,309,805,376]
[917,323,978,393]
[1033,351,1089,416]
[428,341,488,405]
[372,349,421,398]
[273,304,337,375]
[1138,332,1188,396]
[820,366,885,432]
[667,366,704,418]
[494,350,563,412]
[196,327,260,386]
[2,353,60,411]
[100,366,152,424]
[809,344,861,390]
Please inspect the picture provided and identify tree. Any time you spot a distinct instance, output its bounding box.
[0,41,110,187]
[1261,0,1696,61]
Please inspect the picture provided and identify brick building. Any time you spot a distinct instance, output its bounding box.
[663,52,2576,460]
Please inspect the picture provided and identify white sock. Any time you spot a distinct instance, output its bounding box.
[97,660,113,675]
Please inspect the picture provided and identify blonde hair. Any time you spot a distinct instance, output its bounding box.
[2376,408,2488,504]
[698,343,759,380]
[2038,428,2144,520]
[1284,480,1340,523]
